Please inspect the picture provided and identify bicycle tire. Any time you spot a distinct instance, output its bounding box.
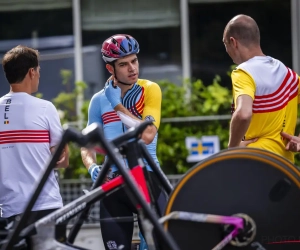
[163,148,300,250]
[218,147,300,177]
[215,149,300,184]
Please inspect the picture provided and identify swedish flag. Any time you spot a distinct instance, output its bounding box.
[191,142,209,155]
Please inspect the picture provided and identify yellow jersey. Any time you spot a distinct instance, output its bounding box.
[231,56,299,163]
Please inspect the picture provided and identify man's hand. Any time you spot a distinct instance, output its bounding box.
[281,131,300,152]
[50,145,69,168]
[88,163,101,182]
[56,150,66,165]
[104,80,121,108]
[239,138,258,147]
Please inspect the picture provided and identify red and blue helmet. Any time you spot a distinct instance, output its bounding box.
[101,34,140,63]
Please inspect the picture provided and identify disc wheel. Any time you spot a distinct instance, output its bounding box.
[163,148,300,250]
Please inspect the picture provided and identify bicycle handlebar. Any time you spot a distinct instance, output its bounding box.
[110,120,153,147]
[80,120,153,149]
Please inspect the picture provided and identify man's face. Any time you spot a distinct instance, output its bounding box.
[113,54,139,84]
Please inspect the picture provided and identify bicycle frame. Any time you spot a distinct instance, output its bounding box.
[67,127,173,245]
[21,166,150,250]
[159,212,244,250]
[20,170,244,250]
[1,122,180,250]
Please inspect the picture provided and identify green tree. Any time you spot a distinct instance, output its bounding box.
[53,69,103,179]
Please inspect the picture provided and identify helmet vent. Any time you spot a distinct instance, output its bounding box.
[110,49,120,55]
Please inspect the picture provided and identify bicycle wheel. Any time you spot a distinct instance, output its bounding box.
[218,147,300,178]
[163,149,300,250]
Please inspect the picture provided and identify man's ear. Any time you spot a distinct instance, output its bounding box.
[230,37,238,48]
[106,64,114,75]
[28,68,35,79]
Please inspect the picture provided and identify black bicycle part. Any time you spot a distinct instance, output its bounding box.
[218,147,300,179]
[113,128,170,249]
[67,159,112,244]
[163,148,300,250]
[81,122,180,250]
[68,120,172,244]
[21,186,117,250]
[138,140,173,195]
[110,120,153,148]
[2,122,180,250]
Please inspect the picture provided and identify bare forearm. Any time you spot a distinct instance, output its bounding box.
[115,104,157,144]
[81,147,97,170]
[57,145,69,168]
[228,111,251,148]
[51,145,69,168]
[141,126,157,144]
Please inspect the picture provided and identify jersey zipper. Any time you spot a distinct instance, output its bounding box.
[121,96,125,133]
[120,96,129,169]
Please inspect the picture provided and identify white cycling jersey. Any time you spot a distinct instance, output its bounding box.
[0,92,63,218]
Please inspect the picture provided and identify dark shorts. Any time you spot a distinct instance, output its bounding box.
[100,170,167,250]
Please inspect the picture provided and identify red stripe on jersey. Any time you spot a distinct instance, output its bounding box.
[0,130,50,144]
[103,118,121,125]
[136,104,144,115]
[253,78,298,109]
[0,139,50,144]
[252,68,299,113]
[128,90,144,117]
[253,90,298,113]
[1,136,49,139]
[135,89,145,114]
[102,111,118,119]
[135,89,145,109]
[254,68,294,100]
[254,70,297,105]
[102,111,121,125]
[0,130,49,135]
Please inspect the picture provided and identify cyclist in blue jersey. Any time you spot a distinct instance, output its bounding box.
[81,34,166,250]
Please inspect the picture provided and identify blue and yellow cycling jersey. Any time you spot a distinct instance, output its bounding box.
[87,79,162,172]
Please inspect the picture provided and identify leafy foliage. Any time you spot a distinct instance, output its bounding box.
[53,70,103,179]
[157,76,232,174]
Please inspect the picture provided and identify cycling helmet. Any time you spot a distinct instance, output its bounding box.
[101,34,140,63]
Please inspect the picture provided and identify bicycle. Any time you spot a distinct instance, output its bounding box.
[0,121,175,250]
[1,121,300,249]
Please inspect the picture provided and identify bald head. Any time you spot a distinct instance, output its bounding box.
[224,15,260,47]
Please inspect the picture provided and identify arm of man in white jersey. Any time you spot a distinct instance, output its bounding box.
[50,145,69,168]
[47,103,69,168]
[228,69,257,148]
